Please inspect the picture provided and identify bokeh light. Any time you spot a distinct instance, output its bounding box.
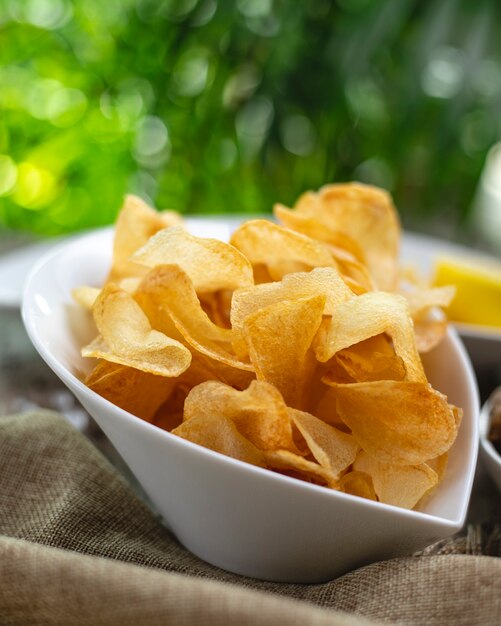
[0,0,501,236]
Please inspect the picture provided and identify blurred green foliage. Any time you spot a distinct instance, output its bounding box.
[0,0,500,235]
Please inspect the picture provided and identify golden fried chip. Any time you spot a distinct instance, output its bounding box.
[172,414,266,468]
[274,203,366,263]
[289,408,359,476]
[402,286,456,353]
[403,286,456,318]
[243,295,326,408]
[132,225,254,292]
[293,183,400,291]
[83,284,191,377]
[339,471,377,501]
[136,265,252,372]
[413,315,449,354]
[85,360,176,421]
[330,381,458,465]
[426,452,449,482]
[326,334,406,383]
[184,380,297,452]
[274,204,374,291]
[230,267,353,357]
[108,194,182,282]
[229,219,337,281]
[354,451,438,509]
[263,449,338,487]
[315,291,426,383]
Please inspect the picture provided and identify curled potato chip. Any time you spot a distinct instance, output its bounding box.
[326,334,406,383]
[292,183,400,291]
[108,195,182,282]
[339,471,377,501]
[426,452,449,482]
[243,294,326,408]
[135,265,252,371]
[83,284,191,377]
[402,286,456,354]
[230,220,337,281]
[263,449,338,488]
[132,225,254,292]
[172,414,266,468]
[230,268,353,357]
[413,314,448,354]
[403,285,456,318]
[289,408,358,477]
[315,291,426,383]
[330,381,458,465]
[85,360,176,421]
[274,203,366,264]
[354,451,438,509]
[184,380,297,452]
[274,204,374,291]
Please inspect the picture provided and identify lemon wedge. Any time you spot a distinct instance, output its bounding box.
[433,256,501,327]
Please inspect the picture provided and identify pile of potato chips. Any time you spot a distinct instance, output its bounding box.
[75,184,461,510]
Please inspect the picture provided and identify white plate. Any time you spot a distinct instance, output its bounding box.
[22,223,479,583]
[479,399,501,495]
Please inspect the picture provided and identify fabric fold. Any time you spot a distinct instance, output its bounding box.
[0,410,500,626]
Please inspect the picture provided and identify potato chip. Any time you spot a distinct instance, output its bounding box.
[413,315,448,354]
[339,471,377,501]
[292,183,400,291]
[243,294,326,408]
[108,194,182,282]
[83,283,191,377]
[230,267,353,356]
[199,290,233,329]
[274,203,366,263]
[325,335,406,383]
[135,265,253,372]
[426,452,449,482]
[354,451,438,509]
[402,286,456,353]
[274,204,374,291]
[289,408,359,477]
[85,360,176,421]
[172,414,266,468]
[315,291,426,383]
[314,387,351,428]
[330,381,458,465]
[263,449,338,487]
[132,225,254,292]
[184,380,297,452]
[187,352,256,390]
[229,219,338,281]
[403,286,456,318]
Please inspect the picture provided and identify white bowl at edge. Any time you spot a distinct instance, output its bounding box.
[479,400,501,495]
[22,222,480,583]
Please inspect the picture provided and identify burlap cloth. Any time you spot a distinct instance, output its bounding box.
[1,411,500,625]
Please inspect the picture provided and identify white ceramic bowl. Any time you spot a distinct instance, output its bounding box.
[22,222,479,583]
[479,399,501,495]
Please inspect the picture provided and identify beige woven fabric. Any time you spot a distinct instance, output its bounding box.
[1,411,500,626]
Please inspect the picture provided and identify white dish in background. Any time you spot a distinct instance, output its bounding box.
[479,400,501,495]
[22,223,479,583]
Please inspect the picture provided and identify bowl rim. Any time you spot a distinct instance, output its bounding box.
[21,222,479,529]
[479,399,501,469]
